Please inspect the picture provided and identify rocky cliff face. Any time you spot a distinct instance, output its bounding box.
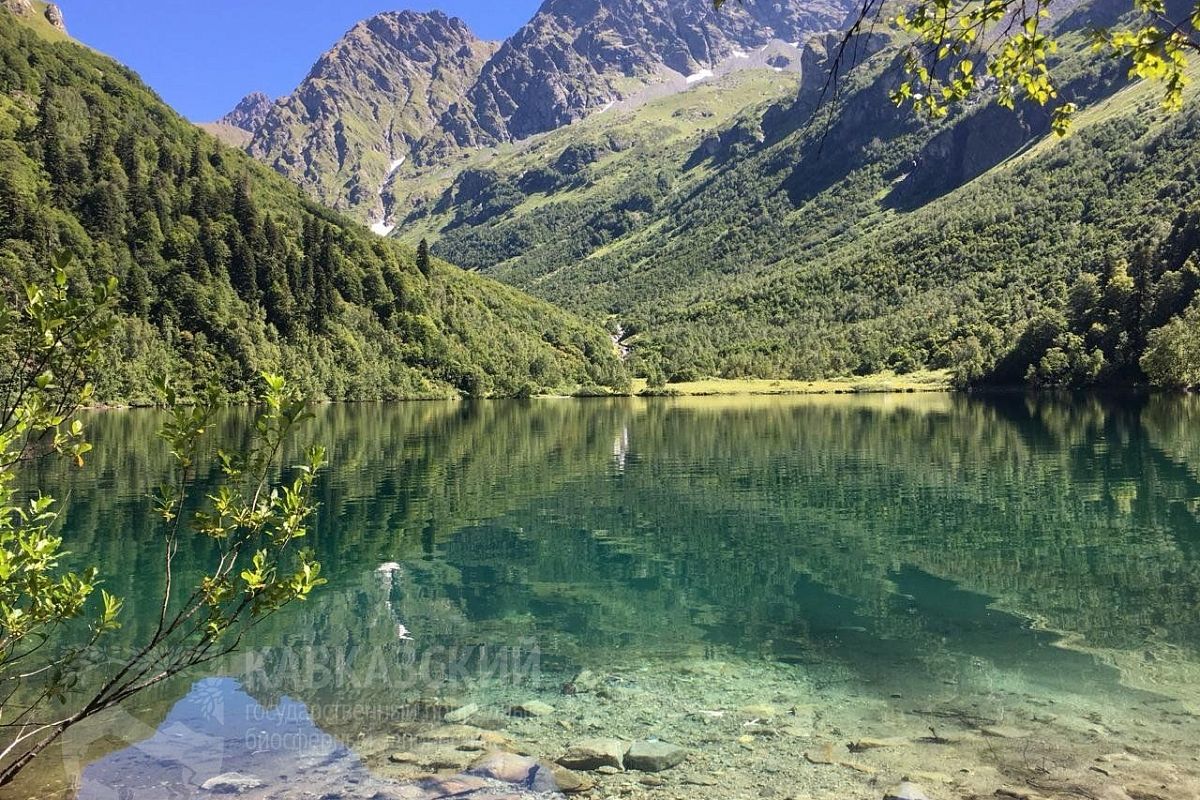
[43,2,64,32]
[219,91,272,132]
[456,0,853,144]
[3,0,67,34]
[231,0,858,224]
[246,10,498,219]
[1,0,33,18]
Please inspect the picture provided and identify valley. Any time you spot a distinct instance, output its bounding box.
[212,0,1200,390]
[2,0,1200,798]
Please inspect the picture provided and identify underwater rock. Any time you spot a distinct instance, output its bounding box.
[444,703,480,723]
[468,752,587,792]
[625,740,687,772]
[422,775,492,796]
[546,762,595,793]
[804,745,837,765]
[563,668,603,694]
[883,780,931,800]
[557,738,628,770]
[509,700,554,717]
[468,751,549,787]
[420,747,474,771]
[200,772,264,793]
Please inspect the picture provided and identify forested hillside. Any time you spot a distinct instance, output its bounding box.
[389,0,1200,388]
[0,9,627,402]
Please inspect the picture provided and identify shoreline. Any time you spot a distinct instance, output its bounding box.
[622,371,952,397]
[80,371,1197,408]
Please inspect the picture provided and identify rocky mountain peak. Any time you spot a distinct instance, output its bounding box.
[242,9,498,219]
[303,10,492,84]
[456,0,857,143]
[235,0,861,223]
[219,91,272,132]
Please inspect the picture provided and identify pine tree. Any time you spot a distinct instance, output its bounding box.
[416,238,431,277]
[33,88,68,191]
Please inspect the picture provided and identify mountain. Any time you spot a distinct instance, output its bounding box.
[198,93,274,149]
[215,0,1200,389]
[231,0,857,225]
[220,91,273,132]
[382,0,1200,388]
[0,6,627,402]
[245,11,499,227]
[447,0,852,144]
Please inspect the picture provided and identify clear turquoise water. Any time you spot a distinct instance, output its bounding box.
[9,393,1200,798]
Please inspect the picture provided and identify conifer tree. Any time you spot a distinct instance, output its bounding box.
[416,238,431,277]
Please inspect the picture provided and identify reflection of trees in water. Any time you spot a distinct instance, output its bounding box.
[31,395,1200,716]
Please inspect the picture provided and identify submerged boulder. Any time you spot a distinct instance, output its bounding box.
[625,740,687,772]
[469,751,585,792]
[556,738,628,771]
[200,772,264,794]
[508,699,554,717]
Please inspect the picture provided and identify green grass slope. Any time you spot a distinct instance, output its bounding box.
[0,8,627,402]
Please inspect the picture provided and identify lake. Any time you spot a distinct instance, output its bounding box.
[6,393,1200,799]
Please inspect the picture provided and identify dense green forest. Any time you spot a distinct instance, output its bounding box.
[0,10,627,402]
[389,0,1200,389]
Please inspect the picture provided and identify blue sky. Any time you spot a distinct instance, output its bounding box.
[55,0,542,121]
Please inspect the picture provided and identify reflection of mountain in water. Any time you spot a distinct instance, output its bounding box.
[20,392,1200,787]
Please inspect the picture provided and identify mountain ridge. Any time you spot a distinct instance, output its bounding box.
[244,10,499,224]
[223,0,858,225]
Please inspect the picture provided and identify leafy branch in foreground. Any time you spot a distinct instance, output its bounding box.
[717,0,1199,134]
[0,258,117,731]
[0,265,325,785]
[883,0,1197,132]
